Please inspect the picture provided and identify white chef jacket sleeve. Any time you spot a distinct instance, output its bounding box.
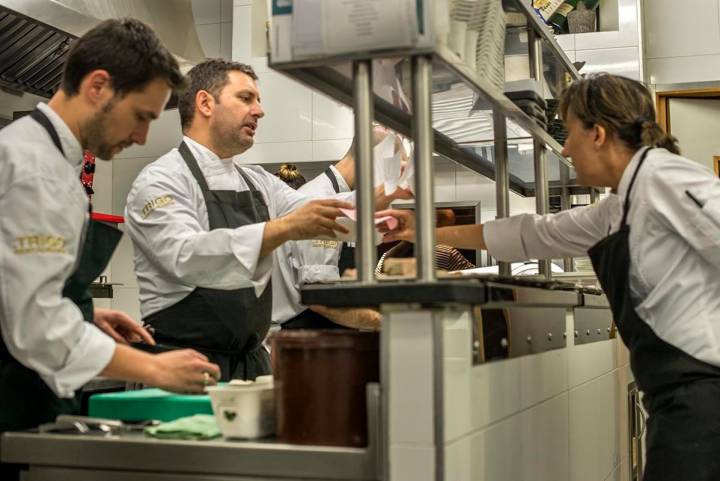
[0,176,115,398]
[646,163,720,269]
[484,197,613,262]
[125,169,266,288]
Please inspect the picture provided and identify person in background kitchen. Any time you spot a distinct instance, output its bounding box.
[380,73,720,481]
[273,161,384,331]
[0,19,222,443]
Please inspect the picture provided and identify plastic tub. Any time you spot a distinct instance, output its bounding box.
[205,383,275,439]
[271,330,379,447]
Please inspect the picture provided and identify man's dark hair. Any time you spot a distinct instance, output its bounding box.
[61,18,184,97]
[178,59,258,130]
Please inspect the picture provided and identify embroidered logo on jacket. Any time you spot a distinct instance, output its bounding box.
[142,195,175,218]
[311,240,339,249]
[13,235,66,254]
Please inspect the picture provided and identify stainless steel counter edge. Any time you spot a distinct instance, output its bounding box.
[0,433,377,480]
[581,293,610,308]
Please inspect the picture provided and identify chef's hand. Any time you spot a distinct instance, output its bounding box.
[151,349,220,394]
[282,199,353,240]
[374,184,413,210]
[376,209,416,243]
[94,308,155,346]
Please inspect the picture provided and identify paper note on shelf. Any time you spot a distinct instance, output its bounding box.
[323,0,418,56]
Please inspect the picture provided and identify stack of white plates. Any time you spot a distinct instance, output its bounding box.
[473,0,506,91]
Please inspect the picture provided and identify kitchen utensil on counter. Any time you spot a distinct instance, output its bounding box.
[89,388,213,422]
[271,330,379,447]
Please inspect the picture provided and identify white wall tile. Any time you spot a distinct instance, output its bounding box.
[470,394,570,481]
[443,310,474,443]
[555,34,576,53]
[253,71,312,143]
[232,4,252,60]
[470,357,523,429]
[575,47,641,80]
[114,110,182,160]
[390,445,435,481]
[237,140,313,164]
[220,22,233,60]
[191,0,221,25]
[312,93,354,141]
[313,139,353,162]
[112,157,157,215]
[220,0,234,22]
[644,0,720,59]
[386,309,435,445]
[434,160,456,202]
[568,339,615,387]
[519,348,568,408]
[195,23,221,58]
[569,371,622,481]
[647,54,720,85]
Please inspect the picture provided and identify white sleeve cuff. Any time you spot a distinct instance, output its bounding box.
[484,216,529,262]
[230,222,266,277]
[299,264,340,284]
[40,324,116,398]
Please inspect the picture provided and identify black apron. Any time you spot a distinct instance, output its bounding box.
[0,108,122,433]
[282,168,347,330]
[143,142,272,381]
[588,148,720,481]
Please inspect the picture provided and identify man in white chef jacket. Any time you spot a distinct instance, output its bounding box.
[0,19,221,442]
[124,59,366,381]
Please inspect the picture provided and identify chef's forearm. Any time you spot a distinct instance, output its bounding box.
[436,224,487,250]
[100,344,161,385]
[260,217,292,257]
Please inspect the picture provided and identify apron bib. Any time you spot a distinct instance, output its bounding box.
[143,142,272,381]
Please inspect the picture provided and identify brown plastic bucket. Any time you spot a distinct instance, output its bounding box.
[271,330,379,447]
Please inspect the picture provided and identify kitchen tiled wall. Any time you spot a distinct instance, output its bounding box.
[643,0,720,85]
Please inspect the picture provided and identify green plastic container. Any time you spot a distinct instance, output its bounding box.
[89,388,213,422]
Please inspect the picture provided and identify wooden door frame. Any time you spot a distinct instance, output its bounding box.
[656,88,720,134]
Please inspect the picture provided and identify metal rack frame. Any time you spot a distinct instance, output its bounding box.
[270,0,585,283]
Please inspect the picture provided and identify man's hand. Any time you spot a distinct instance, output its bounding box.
[280,199,353,240]
[150,349,221,394]
[94,308,155,345]
[261,199,353,256]
[376,209,416,243]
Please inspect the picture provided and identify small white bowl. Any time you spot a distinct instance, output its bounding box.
[205,384,275,439]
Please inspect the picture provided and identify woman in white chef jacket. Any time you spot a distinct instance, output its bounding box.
[380,73,720,481]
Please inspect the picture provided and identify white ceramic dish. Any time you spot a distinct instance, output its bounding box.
[205,383,275,439]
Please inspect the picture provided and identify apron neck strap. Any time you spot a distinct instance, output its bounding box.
[31,108,64,156]
[179,141,261,195]
[235,166,260,193]
[324,167,340,193]
[179,141,211,192]
[621,147,652,227]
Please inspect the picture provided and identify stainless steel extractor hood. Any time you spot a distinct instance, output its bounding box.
[0,0,205,98]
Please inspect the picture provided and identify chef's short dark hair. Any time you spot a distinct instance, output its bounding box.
[178,59,258,131]
[61,18,184,98]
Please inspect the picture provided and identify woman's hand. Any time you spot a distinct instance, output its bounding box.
[94,307,155,345]
[376,209,416,243]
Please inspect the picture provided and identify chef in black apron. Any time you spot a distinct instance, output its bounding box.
[143,142,275,380]
[380,73,720,480]
[0,20,219,441]
[124,59,352,381]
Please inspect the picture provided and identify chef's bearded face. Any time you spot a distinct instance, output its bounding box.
[209,71,265,156]
[81,76,171,160]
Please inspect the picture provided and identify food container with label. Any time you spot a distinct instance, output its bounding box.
[205,381,275,439]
